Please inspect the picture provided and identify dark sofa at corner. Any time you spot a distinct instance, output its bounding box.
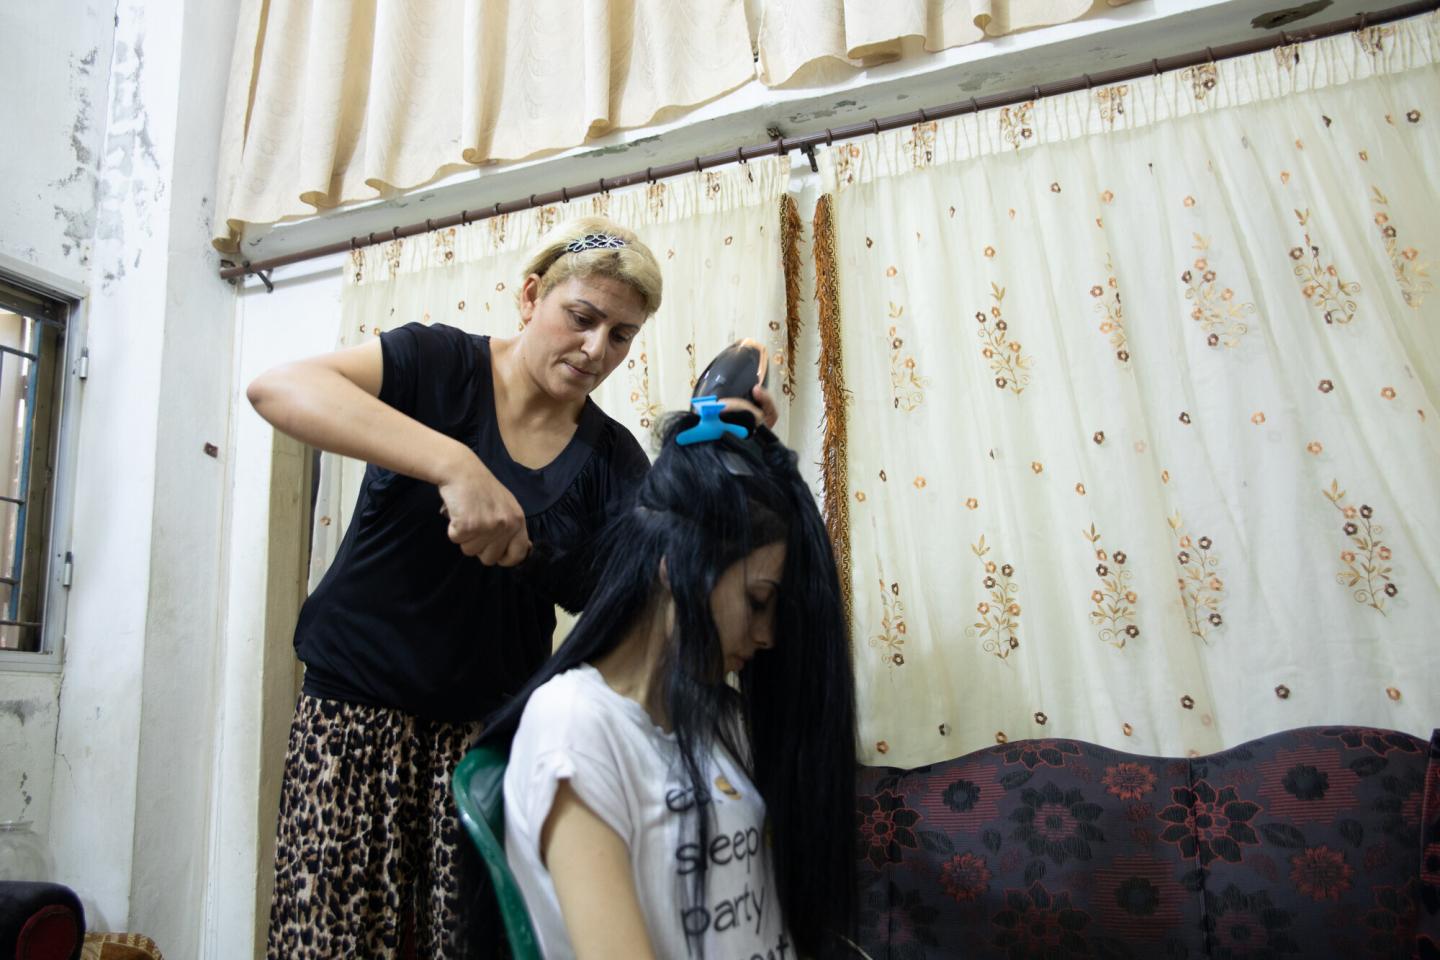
[841,726,1440,959]
[0,881,84,960]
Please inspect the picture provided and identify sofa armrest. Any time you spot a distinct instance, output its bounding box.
[1420,730,1440,951]
[0,881,85,960]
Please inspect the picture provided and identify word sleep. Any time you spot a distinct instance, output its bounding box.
[675,825,763,875]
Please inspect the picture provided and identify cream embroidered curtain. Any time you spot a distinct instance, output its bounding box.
[816,16,1440,768]
[755,0,1134,86]
[213,0,756,252]
[213,0,1137,248]
[311,156,800,586]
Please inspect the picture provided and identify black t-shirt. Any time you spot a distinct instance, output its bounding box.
[294,322,650,721]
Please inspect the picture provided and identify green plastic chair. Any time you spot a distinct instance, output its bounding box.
[452,746,542,960]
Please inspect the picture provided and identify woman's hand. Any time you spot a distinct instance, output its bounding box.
[718,383,780,430]
[249,339,532,565]
[436,449,532,566]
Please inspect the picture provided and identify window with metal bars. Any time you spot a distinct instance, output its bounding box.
[0,280,68,654]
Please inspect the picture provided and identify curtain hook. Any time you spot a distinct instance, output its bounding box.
[528,193,538,208]
[1083,73,1092,90]
[694,156,703,174]
[350,235,362,250]
[1032,84,1041,101]
[734,146,746,165]
[597,176,608,195]
[870,118,881,137]
[824,128,834,146]
[1205,46,1216,65]
[391,226,401,241]
[645,167,655,184]
[367,232,377,245]
[1279,30,1290,44]
[560,186,569,203]
[1357,11,1368,30]
[492,202,502,218]
[918,106,929,122]
[458,211,469,226]
[970,97,980,114]
[1151,58,1161,77]
[424,218,434,232]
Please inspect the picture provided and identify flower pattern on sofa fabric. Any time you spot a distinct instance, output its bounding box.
[839,726,1440,959]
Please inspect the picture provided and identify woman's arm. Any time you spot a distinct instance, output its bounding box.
[542,781,658,960]
[246,340,531,566]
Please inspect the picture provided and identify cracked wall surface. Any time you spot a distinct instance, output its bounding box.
[1,2,116,280]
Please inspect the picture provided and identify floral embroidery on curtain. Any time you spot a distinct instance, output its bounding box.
[816,12,1440,767]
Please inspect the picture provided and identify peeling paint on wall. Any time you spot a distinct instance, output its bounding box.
[94,25,163,289]
[0,698,41,726]
[46,46,104,265]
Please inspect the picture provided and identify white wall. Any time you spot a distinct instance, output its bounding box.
[0,0,115,278]
[1,0,240,952]
[0,0,117,840]
[203,267,340,959]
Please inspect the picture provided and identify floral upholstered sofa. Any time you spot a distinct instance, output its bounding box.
[840,726,1440,959]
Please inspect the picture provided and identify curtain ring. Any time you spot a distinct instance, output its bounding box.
[528,193,538,208]
[350,235,361,250]
[493,202,502,218]
[391,226,401,241]
[367,232,377,245]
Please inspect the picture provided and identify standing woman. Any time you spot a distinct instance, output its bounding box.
[249,216,765,959]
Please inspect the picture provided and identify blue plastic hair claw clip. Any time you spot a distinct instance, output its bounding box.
[676,395,750,446]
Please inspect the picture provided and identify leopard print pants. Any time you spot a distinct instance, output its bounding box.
[266,695,485,959]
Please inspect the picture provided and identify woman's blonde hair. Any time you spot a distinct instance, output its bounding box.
[521,216,663,315]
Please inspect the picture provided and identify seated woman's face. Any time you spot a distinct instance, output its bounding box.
[708,541,785,675]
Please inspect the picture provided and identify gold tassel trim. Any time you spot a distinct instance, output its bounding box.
[812,194,853,633]
[779,194,804,398]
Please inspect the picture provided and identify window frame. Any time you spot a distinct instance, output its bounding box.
[0,265,86,673]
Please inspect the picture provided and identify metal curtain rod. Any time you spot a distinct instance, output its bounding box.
[220,0,1437,284]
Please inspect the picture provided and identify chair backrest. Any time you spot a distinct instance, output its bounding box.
[452,747,542,960]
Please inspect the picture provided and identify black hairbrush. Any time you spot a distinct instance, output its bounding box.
[693,338,769,401]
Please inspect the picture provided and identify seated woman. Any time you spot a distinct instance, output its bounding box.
[474,415,857,959]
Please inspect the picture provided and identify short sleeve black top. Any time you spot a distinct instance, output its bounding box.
[293,322,650,721]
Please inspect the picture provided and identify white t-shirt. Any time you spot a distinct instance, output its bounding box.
[504,664,793,960]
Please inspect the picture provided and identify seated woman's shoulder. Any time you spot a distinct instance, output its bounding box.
[517,667,618,738]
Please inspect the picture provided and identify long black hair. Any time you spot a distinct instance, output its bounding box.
[477,415,857,956]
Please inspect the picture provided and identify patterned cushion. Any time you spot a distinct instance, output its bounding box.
[80,933,165,960]
[842,726,1440,959]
